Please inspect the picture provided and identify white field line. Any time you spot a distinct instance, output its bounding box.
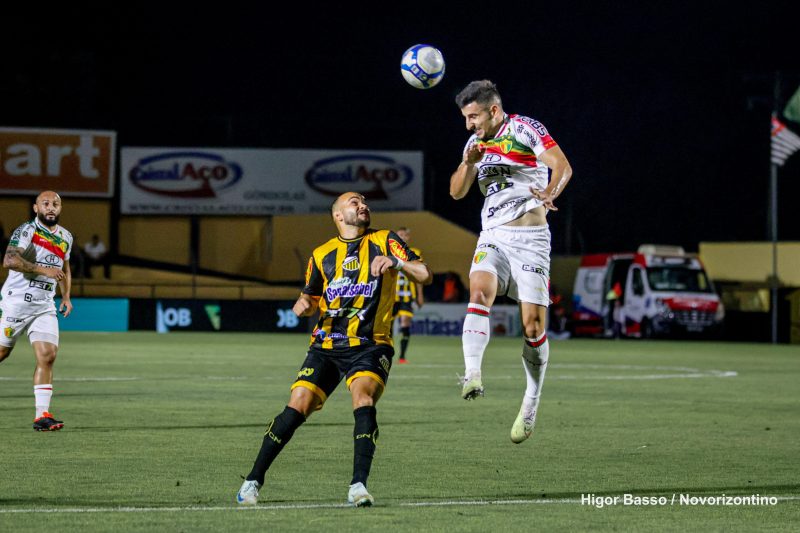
[0,495,798,514]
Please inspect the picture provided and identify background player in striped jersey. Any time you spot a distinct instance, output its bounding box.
[392,226,424,363]
[450,80,573,444]
[0,191,73,431]
[237,192,432,507]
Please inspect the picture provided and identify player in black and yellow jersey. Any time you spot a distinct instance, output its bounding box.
[237,191,432,507]
[392,227,424,363]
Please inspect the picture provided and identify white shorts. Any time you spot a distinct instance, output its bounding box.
[0,302,60,348]
[469,225,551,306]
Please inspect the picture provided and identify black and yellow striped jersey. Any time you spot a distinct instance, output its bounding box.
[395,247,423,303]
[303,229,420,349]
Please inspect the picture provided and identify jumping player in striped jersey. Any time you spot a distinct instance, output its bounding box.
[0,191,73,431]
[450,80,573,444]
[237,192,432,507]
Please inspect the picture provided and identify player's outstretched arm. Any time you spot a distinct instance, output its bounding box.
[3,247,65,280]
[531,145,573,211]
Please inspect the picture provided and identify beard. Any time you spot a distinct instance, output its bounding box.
[37,212,60,227]
[343,210,371,228]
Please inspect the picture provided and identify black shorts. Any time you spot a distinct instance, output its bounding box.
[393,301,414,318]
[291,344,394,407]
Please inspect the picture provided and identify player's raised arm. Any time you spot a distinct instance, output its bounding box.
[450,141,483,200]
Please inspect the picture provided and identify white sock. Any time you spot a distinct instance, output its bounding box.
[34,384,53,418]
[522,333,549,409]
[463,304,491,376]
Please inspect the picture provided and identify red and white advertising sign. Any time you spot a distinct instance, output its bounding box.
[0,127,116,197]
[120,147,424,215]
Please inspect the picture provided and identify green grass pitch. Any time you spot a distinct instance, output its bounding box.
[1,332,798,531]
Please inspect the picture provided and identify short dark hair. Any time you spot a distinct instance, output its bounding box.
[455,80,502,109]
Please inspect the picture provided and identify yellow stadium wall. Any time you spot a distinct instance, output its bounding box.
[199,217,269,278]
[699,242,800,285]
[118,217,190,265]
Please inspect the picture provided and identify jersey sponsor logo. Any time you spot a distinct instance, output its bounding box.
[28,280,54,291]
[517,116,550,137]
[326,307,367,320]
[342,255,361,271]
[484,181,513,197]
[482,154,501,163]
[477,164,512,180]
[487,198,528,218]
[518,126,539,147]
[474,251,487,264]
[388,239,408,261]
[24,294,32,302]
[522,265,549,277]
[43,254,60,265]
[478,243,501,251]
[4,316,22,323]
[325,279,378,300]
[305,154,415,200]
[128,152,243,198]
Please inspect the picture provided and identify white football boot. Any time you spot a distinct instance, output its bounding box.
[236,479,261,505]
[347,482,374,507]
[510,402,538,444]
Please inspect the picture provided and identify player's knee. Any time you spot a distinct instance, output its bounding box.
[287,387,321,417]
[523,321,546,340]
[469,288,492,306]
[37,348,58,366]
[352,394,377,409]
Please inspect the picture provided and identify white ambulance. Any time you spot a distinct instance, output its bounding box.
[571,245,725,338]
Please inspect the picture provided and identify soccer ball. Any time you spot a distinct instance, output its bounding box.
[400,44,445,89]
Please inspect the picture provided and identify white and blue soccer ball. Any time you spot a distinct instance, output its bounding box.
[400,44,445,89]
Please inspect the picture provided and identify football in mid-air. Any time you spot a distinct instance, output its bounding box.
[401,44,445,89]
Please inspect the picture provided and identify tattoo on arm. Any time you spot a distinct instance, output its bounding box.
[3,248,39,274]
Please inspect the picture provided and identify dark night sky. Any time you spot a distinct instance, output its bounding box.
[3,2,798,254]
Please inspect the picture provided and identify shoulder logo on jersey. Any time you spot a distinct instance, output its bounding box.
[474,251,487,264]
[388,239,408,261]
[305,258,314,284]
[342,255,361,271]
